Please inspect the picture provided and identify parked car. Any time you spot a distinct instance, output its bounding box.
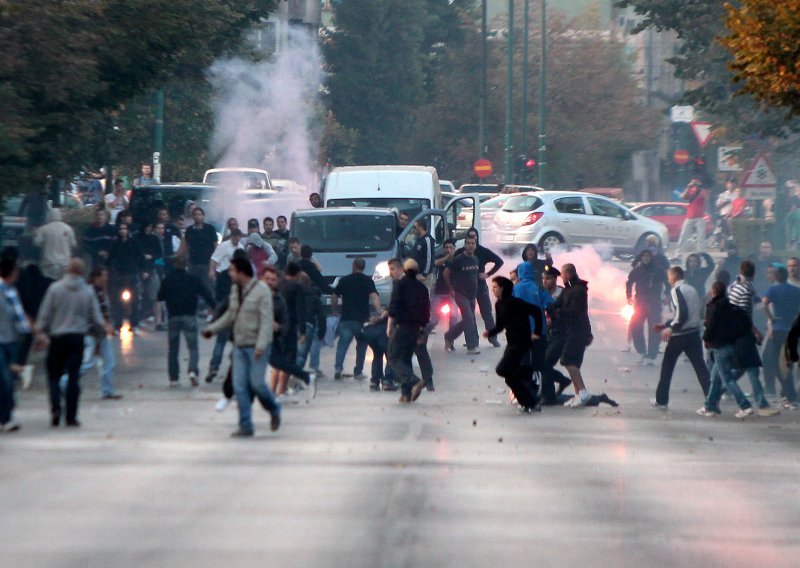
[629,202,713,241]
[439,180,456,193]
[456,193,502,231]
[492,191,669,258]
[458,183,503,194]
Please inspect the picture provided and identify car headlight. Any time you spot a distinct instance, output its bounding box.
[373,261,390,282]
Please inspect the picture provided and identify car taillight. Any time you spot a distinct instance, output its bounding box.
[457,213,466,220]
[522,212,543,226]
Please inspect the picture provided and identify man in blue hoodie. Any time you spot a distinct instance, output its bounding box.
[513,262,554,370]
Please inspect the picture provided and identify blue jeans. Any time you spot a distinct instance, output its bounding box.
[296,322,321,370]
[0,342,17,425]
[80,336,116,396]
[445,293,479,350]
[209,329,230,372]
[335,320,366,374]
[232,345,280,434]
[734,367,770,409]
[168,316,199,382]
[706,345,753,412]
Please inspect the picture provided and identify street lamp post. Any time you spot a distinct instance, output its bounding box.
[521,0,530,160]
[479,0,487,158]
[504,0,514,184]
[538,0,547,188]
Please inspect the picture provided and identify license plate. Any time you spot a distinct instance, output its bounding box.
[498,234,514,243]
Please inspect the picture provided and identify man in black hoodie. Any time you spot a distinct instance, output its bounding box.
[484,276,543,413]
[555,263,593,407]
[107,223,145,334]
[388,259,430,403]
[626,249,669,364]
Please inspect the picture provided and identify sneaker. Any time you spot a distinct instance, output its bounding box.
[313,369,325,378]
[398,394,411,403]
[215,397,230,412]
[189,371,199,387]
[230,429,253,438]
[411,379,425,402]
[270,413,281,432]
[382,382,398,392]
[101,393,122,400]
[466,348,481,355]
[168,380,179,388]
[696,407,718,417]
[757,407,780,417]
[782,399,797,410]
[568,395,589,408]
[646,359,656,366]
[636,355,646,365]
[1,421,21,432]
[735,407,755,419]
[620,344,631,352]
[353,373,366,381]
[488,337,501,348]
[21,365,34,390]
[66,420,81,427]
[444,339,455,352]
[649,398,668,411]
[307,372,317,399]
[205,369,218,383]
[155,323,167,331]
[425,383,435,392]
[369,382,381,392]
[334,372,343,381]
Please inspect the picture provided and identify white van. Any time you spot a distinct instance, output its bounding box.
[323,165,442,219]
[203,168,273,190]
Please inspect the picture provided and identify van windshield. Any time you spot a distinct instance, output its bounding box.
[204,171,269,190]
[326,197,429,219]
[292,214,396,253]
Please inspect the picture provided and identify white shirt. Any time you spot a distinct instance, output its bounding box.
[104,193,129,223]
[210,240,244,272]
[34,221,77,279]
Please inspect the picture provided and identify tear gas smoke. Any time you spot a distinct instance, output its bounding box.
[207,28,322,226]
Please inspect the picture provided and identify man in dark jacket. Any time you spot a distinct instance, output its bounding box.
[157,256,215,387]
[485,276,543,413]
[554,263,593,407]
[697,281,756,418]
[107,223,145,334]
[388,259,430,403]
[626,249,669,364]
[362,259,404,392]
[455,228,504,347]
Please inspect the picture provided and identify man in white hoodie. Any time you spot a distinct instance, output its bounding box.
[34,209,76,280]
[35,258,104,427]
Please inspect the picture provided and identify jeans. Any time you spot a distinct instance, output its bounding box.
[389,324,421,396]
[232,345,280,434]
[761,330,795,400]
[705,345,753,412]
[78,336,116,396]
[540,334,571,403]
[475,278,496,332]
[110,274,140,329]
[0,342,17,425]
[677,217,706,256]
[655,331,710,406]
[734,367,770,409]
[630,300,661,360]
[428,294,459,333]
[445,293,479,350]
[47,334,85,423]
[335,319,367,374]
[296,322,320,370]
[168,316,199,382]
[362,321,389,385]
[209,329,230,372]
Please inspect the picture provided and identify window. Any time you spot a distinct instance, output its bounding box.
[291,214,396,253]
[588,197,626,219]
[661,205,686,216]
[327,197,429,220]
[554,197,586,215]
[502,195,544,213]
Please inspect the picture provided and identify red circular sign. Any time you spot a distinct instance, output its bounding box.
[473,158,493,178]
[673,149,690,165]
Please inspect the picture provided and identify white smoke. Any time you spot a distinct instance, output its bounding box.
[552,244,630,312]
[206,28,322,225]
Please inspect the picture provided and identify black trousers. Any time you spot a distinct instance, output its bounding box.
[270,334,310,383]
[655,331,710,405]
[496,343,539,409]
[362,322,389,384]
[540,334,570,403]
[46,334,85,422]
[388,324,420,396]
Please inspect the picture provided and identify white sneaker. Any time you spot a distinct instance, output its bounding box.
[215,398,230,412]
[646,359,656,366]
[637,355,647,365]
[649,398,668,411]
[734,407,754,419]
[308,372,317,399]
[188,371,199,387]
[696,407,718,417]
[621,345,631,352]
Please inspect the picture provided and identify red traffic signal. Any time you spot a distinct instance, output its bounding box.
[525,159,536,168]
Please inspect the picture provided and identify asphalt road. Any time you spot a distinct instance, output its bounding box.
[2,266,799,567]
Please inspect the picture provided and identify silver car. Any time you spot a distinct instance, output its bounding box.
[492,191,669,257]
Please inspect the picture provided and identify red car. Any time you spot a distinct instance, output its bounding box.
[630,202,713,241]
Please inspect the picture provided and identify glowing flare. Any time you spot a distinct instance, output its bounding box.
[121,290,132,302]
[440,303,451,316]
[621,304,634,322]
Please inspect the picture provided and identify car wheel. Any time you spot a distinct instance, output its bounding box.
[539,232,564,254]
[617,232,660,261]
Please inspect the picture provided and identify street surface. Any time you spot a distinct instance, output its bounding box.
[2,255,799,568]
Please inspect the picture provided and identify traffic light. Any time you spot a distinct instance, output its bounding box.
[523,157,536,182]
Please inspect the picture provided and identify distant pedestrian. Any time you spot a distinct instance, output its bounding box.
[427,239,459,339]
[762,265,800,407]
[182,207,218,304]
[83,209,115,268]
[444,235,481,354]
[684,252,714,298]
[455,228,503,347]
[485,276,543,413]
[626,249,669,364]
[203,257,281,437]
[651,266,710,409]
[158,256,215,387]
[34,209,76,280]
[132,163,157,187]
[35,259,105,427]
[675,177,708,260]
[81,267,119,399]
[553,264,594,407]
[0,257,30,432]
[363,258,404,392]
[104,179,129,224]
[245,219,278,277]
[410,219,435,287]
[107,223,144,334]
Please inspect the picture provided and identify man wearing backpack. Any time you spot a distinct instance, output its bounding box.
[697,281,756,418]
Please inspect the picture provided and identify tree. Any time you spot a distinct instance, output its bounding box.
[721,0,800,117]
[0,0,275,196]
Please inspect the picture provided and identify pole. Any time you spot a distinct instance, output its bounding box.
[538,0,547,188]
[521,0,530,158]
[153,88,164,182]
[504,0,514,184]
[479,0,487,158]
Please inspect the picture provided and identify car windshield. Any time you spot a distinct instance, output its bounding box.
[326,197,429,219]
[501,195,543,212]
[130,187,215,226]
[205,171,269,190]
[292,214,396,253]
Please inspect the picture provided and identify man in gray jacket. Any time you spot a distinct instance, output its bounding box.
[35,258,105,427]
[203,257,280,437]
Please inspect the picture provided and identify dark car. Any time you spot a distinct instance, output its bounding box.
[129,183,219,229]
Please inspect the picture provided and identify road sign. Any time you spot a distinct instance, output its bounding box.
[670,105,694,123]
[690,121,712,148]
[741,153,777,200]
[473,158,493,178]
[717,146,742,172]
[673,149,690,165]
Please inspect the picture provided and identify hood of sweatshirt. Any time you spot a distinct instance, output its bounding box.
[62,274,86,291]
[517,261,535,282]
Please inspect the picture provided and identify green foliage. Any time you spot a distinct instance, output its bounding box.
[0,0,275,196]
